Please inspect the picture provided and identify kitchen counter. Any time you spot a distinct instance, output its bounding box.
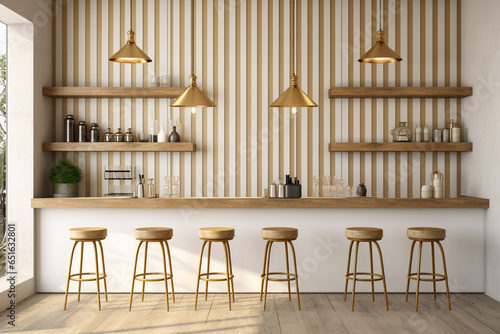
[31,196,489,209]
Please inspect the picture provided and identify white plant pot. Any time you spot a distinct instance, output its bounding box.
[54,183,77,198]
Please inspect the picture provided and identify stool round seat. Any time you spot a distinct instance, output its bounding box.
[262,227,298,241]
[407,227,446,241]
[134,227,173,241]
[346,227,383,241]
[69,227,107,240]
[198,227,234,240]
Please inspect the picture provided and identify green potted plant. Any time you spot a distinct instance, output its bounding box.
[49,158,82,198]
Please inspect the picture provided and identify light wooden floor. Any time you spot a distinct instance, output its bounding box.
[1,293,500,333]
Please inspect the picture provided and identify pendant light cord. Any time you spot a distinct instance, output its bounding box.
[292,0,296,76]
[130,0,133,31]
[191,0,195,76]
[379,0,382,31]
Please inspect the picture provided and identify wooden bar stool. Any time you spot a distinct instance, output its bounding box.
[260,227,300,311]
[344,227,388,311]
[129,227,175,311]
[64,227,108,311]
[195,227,235,310]
[405,227,451,311]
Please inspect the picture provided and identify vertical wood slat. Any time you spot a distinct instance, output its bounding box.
[52,0,461,199]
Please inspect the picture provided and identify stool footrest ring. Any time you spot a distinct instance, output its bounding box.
[261,272,298,282]
[346,272,384,282]
[408,272,446,282]
[69,272,107,282]
[199,272,235,282]
[133,272,173,282]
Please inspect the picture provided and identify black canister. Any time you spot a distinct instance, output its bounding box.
[64,114,75,142]
[77,121,87,142]
[89,123,100,142]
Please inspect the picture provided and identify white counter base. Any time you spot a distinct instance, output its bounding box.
[36,208,486,293]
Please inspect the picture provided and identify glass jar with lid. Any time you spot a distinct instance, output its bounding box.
[114,128,124,142]
[390,122,412,142]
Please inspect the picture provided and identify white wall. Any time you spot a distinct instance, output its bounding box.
[37,208,485,294]
[0,0,52,309]
[462,0,500,302]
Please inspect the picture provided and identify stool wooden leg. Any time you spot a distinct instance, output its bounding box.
[369,241,375,302]
[77,242,84,302]
[431,241,437,301]
[194,241,207,310]
[129,241,143,311]
[344,240,354,302]
[64,241,79,310]
[351,241,360,312]
[436,241,451,310]
[226,241,235,302]
[142,242,149,302]
[260,241,271,302]
[405,240,416,302]
[263,241,274,311]
[415,241,423,311]
[164,240,175,303]
[91,241,102,311]
[97,240,108,302]
[288,241,301,311]
[159,241,170,311]
[223,241,232,310]
[374,241,389,311]
[284,242,292,301]
[205,241,212,301]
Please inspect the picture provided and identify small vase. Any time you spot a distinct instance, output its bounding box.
[157,126,167,142]
[357,183,367,197]
[169,126,181,142]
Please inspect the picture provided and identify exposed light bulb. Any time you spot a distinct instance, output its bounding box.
[291,107,297,115]
[191,107,196,114]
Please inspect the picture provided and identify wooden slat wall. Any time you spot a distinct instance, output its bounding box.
[52,0,461,198]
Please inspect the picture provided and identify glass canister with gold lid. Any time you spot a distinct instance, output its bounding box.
[390,121,412,142]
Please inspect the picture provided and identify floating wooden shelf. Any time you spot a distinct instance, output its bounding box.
[328,87,473,99]
[42,142,196,152]
[328,142,473,152]
[31,196,489,209]
[42,86,187,98]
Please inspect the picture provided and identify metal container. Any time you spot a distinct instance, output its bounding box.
[136,183,144,198]
[269,184,277,197]
[125,128,134,142]
[433,128,442,142]
[114,128,124,142]
[104,128,114,142]
[77,121,87,142]
[89,123,100,142]
[442,128,450,142]
[64,114,75,142]
[278,184,285,198]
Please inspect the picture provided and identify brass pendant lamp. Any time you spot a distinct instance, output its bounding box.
[109,0,151,63]
[270,0,317,113]
[359,0,402,64]
[171,0,216,113]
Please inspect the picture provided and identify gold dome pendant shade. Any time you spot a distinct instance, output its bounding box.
[358,29,402,64]
[270,75,318,108]
[171,75,216,108]
[109,29,152,63]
